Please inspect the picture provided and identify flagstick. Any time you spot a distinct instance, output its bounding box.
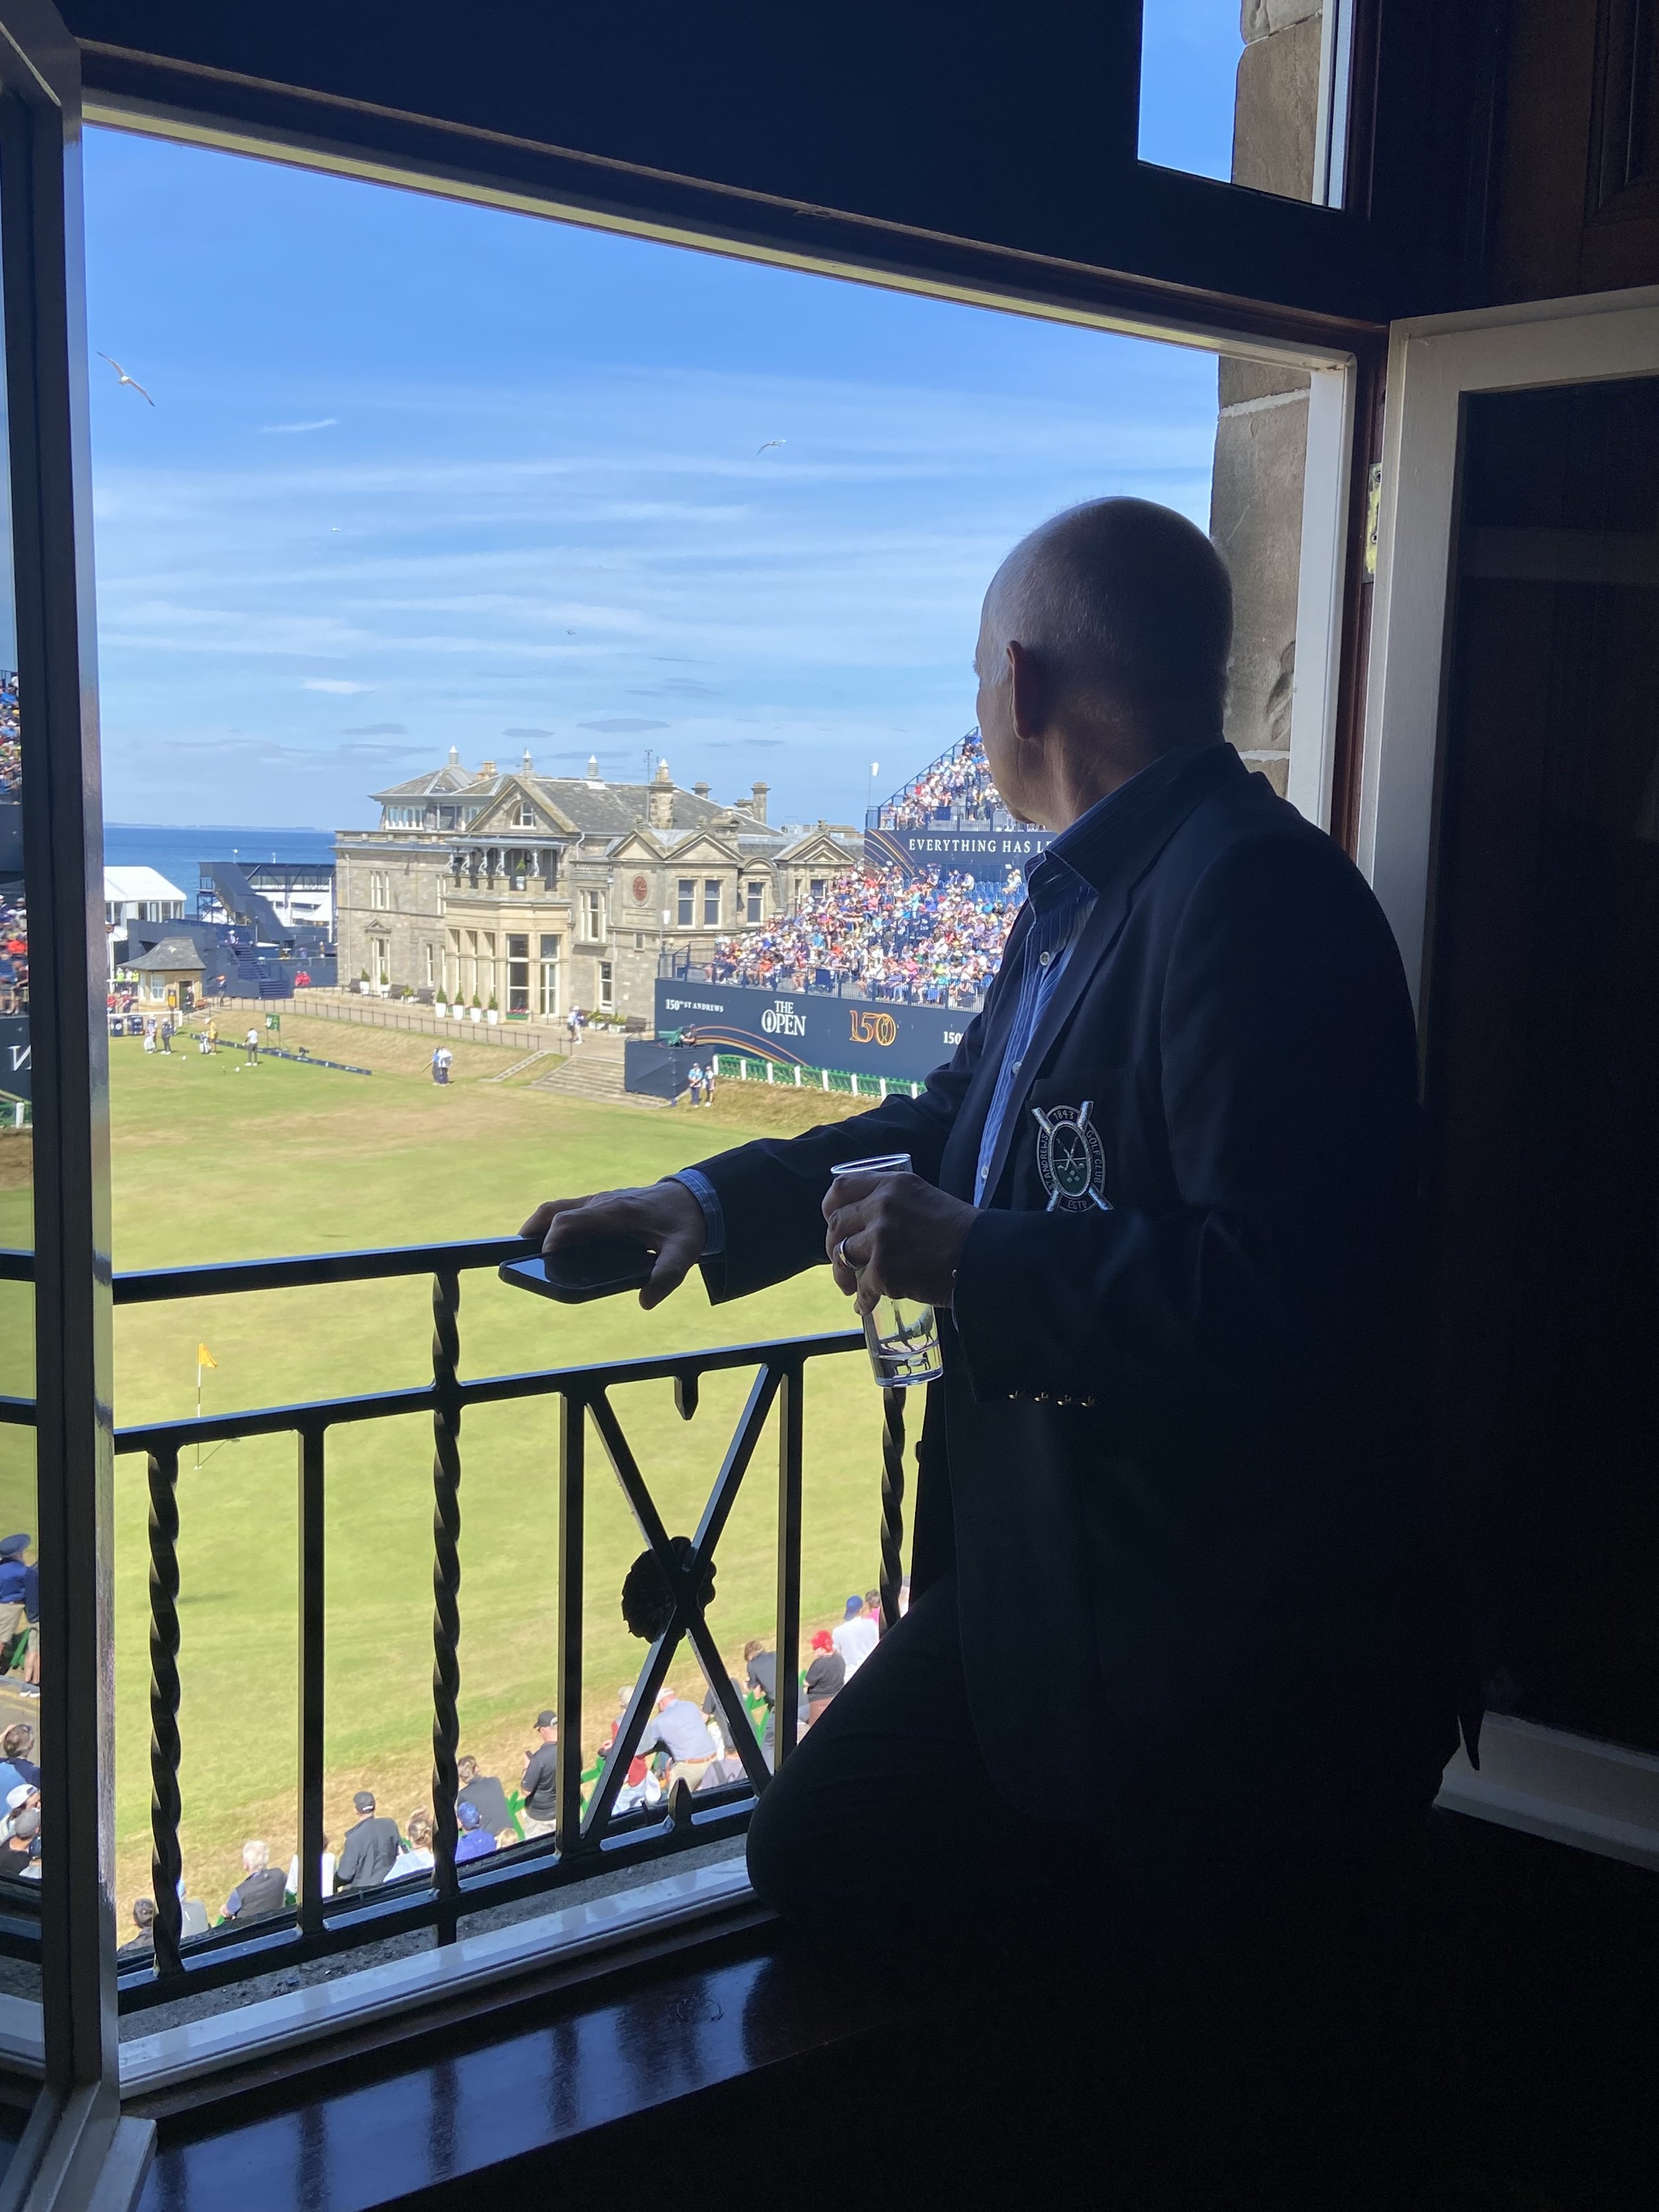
[196,1356,202,1471]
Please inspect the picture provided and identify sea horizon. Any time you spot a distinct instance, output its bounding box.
[103,820,342,895]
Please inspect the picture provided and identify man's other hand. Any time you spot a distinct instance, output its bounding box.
[823,1171,975,1314]
[519,1181,707,1311]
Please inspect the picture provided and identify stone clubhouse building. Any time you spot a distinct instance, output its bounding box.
[334,751,862,1025]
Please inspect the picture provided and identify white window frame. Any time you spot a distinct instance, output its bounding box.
[1360,285,1659,1012]
[582,887,603,941]
[1360,283,1659,1875]
[598,959,614,1009]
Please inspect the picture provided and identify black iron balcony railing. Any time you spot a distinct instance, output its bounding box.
[0,1238,910,2013]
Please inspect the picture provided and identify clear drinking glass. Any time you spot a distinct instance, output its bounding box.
[830,1151,944,1388]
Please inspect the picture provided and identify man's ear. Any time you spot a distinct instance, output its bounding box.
[1006,638,1047,745]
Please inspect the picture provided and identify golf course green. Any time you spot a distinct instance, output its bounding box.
[88,1015,900,1921]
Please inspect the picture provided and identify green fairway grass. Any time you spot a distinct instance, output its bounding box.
[105,1019,908,1920]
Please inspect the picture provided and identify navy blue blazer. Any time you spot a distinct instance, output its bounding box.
[694,744,1458,1852]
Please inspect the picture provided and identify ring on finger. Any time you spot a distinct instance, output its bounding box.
[835,1236,859,1272]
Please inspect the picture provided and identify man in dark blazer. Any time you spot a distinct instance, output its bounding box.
[334,1791,401,1892]
[523,498,1459,1921]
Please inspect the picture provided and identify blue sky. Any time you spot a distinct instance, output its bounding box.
[83,52,1236,832]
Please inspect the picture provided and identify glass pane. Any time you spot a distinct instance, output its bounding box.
[1139,0,1349,206]
[84,121,1327,2039]
[0,110,44,2085]
[1429,376,1659,1754]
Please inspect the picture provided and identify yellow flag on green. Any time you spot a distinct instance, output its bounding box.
[197,1343,218,1370]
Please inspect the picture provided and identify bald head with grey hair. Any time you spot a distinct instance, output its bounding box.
[975,497,1233,831]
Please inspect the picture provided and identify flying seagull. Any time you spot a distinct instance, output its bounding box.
[97,352,154,405]
[756,438,785,455]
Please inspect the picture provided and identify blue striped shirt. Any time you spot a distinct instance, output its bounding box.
[973,853,1096,1205]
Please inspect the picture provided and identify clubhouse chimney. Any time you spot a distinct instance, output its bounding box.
[650,758,675,830]
[750,780,769,824]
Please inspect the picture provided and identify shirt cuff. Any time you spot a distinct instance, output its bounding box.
[668,1167,726,1258]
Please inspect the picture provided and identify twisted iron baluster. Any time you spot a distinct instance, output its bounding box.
[879,1386,906,1634]
[429,1270,463,1917]
[147,1447,183,1976]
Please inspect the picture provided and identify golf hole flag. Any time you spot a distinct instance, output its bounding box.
[197,1344,218,1371]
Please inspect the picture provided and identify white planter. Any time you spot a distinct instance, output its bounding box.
[433,1003,447,1019]
[486,1008,499,1024]
[469,1006,482,1023]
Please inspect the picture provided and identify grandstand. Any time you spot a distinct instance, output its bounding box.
[862,729,1054,882]
[707,863,1023,1010]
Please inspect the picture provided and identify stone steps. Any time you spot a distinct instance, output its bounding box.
[530,1048,665,1107]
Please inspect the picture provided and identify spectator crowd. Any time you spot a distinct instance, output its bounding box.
[709,865,1024,1007]
[111,1592,896,1960]
[874,729,1002,831]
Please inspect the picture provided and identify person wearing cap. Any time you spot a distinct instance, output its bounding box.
[2,1806,40,1879]
[804,1631,845,1728]
[334,1790,401,1891]
[1,1781,38,1842]
[455,1799,497,1864]
[224,1839,287,1923]
[391,1812,435,1879]
[519,1712,560,1838]
[0,1534,29,1670]
[0,1722,38,1803]
[832,1593,879,1679]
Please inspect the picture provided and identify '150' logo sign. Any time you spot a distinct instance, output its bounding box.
[849,1008,898,1047]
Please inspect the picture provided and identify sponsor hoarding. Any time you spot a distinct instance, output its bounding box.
[654,979,970,1085]
[0,1014,28,1103]
[863,822,1053,881]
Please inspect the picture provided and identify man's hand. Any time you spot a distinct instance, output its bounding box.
[823,1170,976,1315]
[519,1181,707,1311]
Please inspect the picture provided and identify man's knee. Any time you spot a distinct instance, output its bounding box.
[743,1755,814,1916]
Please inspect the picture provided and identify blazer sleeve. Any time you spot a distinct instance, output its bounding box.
[950,830,1421,1448]
[689,1009,989,1305]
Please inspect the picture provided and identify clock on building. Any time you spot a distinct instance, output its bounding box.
[632,874,649,904]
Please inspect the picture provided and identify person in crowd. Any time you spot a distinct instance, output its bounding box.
[244,1025,259,1065]
[566,1007,582,1049]
[206,1017,218,1053]
[159,1017,173,1055]
[335,1790,401,1890]
[142,1017,156,1055]
[832,1593,879,1679]
[4,1807,40,1879]
[118,1897,157,1960]
[391,1811,435,1878]
[0,1722,38,1801]
[743,1637,778,1765]
[701,1060,716,1107]
[636,1686,717,1789]
[1,1781,37,1842]
[286,1832,334,1901]
[456,1753,514,1840]
[804,1631,845,1728]
[223,1839,287,1923]
[524,494,1461,1936]
[19,1546,37,1689]
[454,1800,495,1864]
[695,1738,749,1791]
[519,1710,560,1838]
[431,1043,444,1085]
[0,1536,30,1674]
[687,1061,704,1108]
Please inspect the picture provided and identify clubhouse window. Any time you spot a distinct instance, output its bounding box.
[583,889,604,940]
[599,960,615,1010]
[745,880,764,922]
[506,933,530,1013]
[702,879,721,926]
[538,934,559,1016]
[676,877,695,926]
[370,871,390,910]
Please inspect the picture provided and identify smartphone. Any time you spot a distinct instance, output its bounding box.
[500,1237,654,1304]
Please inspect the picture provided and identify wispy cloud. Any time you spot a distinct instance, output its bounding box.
[258,417,338,435]
[504,725,553,737]
[302,678,372,694]
[580,717,668,734]
[342,721,407,735]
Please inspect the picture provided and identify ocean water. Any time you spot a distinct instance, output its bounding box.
[103,822,337,897]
